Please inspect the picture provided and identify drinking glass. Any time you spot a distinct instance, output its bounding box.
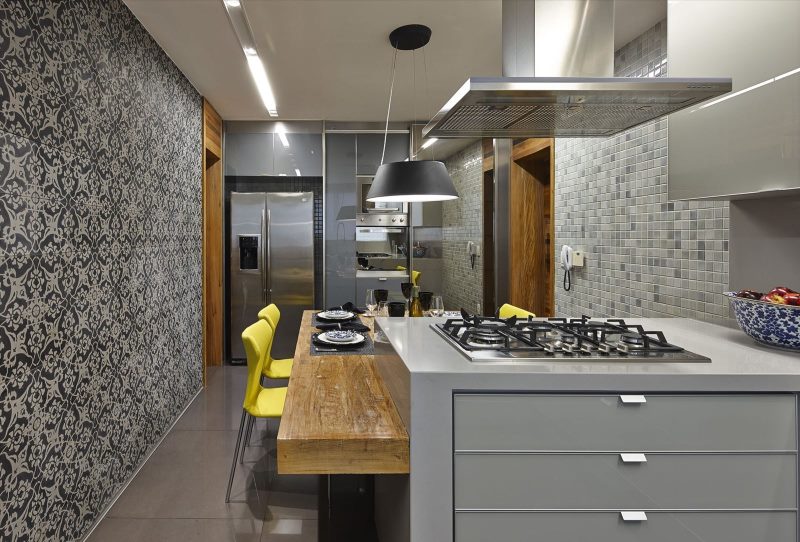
[365,289,377,316]
[431,295,444,317]
[377,301,389,317]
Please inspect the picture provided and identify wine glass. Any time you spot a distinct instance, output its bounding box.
[431,295,444,317]
[365,289,377,316]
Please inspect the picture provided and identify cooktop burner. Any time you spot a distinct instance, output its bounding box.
[432,314,710,363]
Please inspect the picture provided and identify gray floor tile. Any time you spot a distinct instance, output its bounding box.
[261,518,318,541]
[107,427,271,519]
[174,366,248,431]
[89,365,319,541]
[89,517,263,542]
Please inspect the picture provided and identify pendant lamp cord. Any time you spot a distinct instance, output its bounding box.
[422,47,434,161]
[381,46,399,166]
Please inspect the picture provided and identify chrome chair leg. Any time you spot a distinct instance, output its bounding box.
[240,415,255,464]
[226,409,248,503]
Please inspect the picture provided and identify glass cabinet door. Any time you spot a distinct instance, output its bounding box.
[324,133,357,307]
[224,132,274,176]
[273,133,323,177]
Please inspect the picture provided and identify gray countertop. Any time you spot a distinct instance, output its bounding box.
[375,316,800,391]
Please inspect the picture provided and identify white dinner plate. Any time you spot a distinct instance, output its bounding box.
[317,332,366,346]
[317,310,355,320]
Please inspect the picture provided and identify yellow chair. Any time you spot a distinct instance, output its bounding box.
[226,319,287,502]
[257,304,293,379]
[395,266,421,287]
[498,303,536,319]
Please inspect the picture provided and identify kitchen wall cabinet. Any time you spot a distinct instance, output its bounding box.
[325,133,358,307]
[668,0,800,200]
[356,133,409,175]
[273,133,323,177]
[224,132,274,176]
[225,130,322,177]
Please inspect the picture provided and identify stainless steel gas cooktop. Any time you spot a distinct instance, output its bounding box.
[431,312,710,363]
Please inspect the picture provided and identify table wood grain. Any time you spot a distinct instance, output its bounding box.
[276,311,410,474]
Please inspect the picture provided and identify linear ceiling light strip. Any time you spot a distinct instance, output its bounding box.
[222,0,278,117]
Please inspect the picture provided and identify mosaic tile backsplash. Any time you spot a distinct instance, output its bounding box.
[554,20,730,322]
[0,1,203,540]
[442,142,484,313]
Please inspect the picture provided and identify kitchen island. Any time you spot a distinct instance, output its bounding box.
[372,316,800,542]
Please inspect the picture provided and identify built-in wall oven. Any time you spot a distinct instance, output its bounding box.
[355,213,409,302]
[356,214,408,263]
[357,175,407,214]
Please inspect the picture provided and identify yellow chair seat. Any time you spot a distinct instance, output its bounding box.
[249,386,287,418]
[264,357,293,379]
[498,303,536,319]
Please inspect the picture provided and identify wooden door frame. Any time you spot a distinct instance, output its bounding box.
[508,138,555,317]
[202,98,223,385]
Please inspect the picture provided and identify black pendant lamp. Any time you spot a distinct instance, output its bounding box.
[366,25,458,203]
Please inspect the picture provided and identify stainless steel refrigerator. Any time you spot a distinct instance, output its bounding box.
[230,192,314,361]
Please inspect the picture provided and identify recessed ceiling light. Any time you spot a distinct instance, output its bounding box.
[223,0,277,116]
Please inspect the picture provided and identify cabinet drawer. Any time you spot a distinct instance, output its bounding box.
[455,453,797,510]
[454,394,797,452]
[455,511,796,542]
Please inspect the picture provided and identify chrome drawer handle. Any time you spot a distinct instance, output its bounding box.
[620,453,647,464]
[621,511,647,522]
[619,395,646,404]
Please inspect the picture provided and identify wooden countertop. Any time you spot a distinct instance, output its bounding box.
[276,311,410,474]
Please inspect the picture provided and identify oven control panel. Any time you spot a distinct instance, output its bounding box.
[356,213,407,226]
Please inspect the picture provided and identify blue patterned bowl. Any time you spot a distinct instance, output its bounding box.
[724,292,800,351]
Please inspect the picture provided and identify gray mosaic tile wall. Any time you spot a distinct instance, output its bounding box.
[555,20,730,322]
[442,142,484,313]
[0,1,203,540]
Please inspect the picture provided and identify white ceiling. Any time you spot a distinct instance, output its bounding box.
[124,0,666,123]
[124,0,502,122]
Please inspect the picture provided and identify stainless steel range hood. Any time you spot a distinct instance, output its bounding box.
[423,0,731,139]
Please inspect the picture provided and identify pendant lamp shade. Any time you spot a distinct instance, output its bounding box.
[366,160,458,202]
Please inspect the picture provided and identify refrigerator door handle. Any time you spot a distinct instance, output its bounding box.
[261,208,268,304]
[266,208,272,303]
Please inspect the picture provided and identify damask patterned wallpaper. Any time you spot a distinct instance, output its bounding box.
[0,1,203,540]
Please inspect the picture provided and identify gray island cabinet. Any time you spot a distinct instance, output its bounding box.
[372,318,800,542]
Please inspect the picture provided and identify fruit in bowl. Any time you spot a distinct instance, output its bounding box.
[726,286,800,351]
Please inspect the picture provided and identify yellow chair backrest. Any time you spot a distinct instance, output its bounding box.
[396,266,421,286]
[258,304,281,330]
[498,303,536,319]
[241,320,274,413]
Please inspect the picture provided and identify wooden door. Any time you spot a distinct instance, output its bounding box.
[508,139,554,317]
[202,98,223,383]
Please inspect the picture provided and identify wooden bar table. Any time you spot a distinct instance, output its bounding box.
[277,310,409,474]
[277,310,409,541]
